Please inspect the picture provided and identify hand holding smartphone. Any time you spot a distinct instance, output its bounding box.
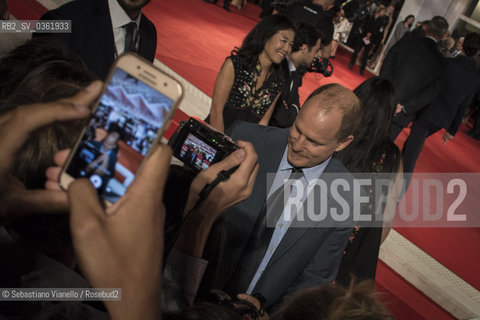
[60,53,183,204]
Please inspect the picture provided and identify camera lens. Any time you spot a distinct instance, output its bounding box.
[164,82,168,86]
[137,66,141,70]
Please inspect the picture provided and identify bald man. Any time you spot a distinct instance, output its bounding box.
[217,84,362,311]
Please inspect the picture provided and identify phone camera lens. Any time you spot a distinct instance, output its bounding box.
[164,83,168,87]
[137,66,141,70]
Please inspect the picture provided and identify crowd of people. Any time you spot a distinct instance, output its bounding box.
[1,0,480,319]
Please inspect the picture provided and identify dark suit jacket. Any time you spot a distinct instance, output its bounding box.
[269,60,301,128]
[36,0,157,79]
[419,55,479,135]
[217,121,352,310]
[380,35,447,127]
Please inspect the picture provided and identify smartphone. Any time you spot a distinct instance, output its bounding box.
[60,53,183,204]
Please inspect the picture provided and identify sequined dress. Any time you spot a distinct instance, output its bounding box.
[214,54,283,130]
[335,153,389,286]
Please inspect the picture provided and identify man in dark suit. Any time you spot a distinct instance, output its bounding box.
[36,0,157,79]
[217,84,361,311]
[402,32,480,174]
[380,16,449,140]
[269,22,322,128]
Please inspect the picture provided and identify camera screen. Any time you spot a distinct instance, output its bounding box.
[66,68,174,203]
[178,133,218,171]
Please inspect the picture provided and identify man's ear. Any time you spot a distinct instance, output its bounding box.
[301,44,309,54]
[334,135,354,152]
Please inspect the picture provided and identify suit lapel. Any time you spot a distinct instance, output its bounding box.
[221,126,289,290]
[96,0,116,68]
[265,158,343,267]
[252,129,290,215]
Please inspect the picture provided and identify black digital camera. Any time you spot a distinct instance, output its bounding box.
[306,57,334,77]
[271,0,289,12]
[168,118,239,172]
[207,289,265,320]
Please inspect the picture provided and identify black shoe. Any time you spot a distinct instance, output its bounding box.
[359,69,364,76]
[348,63,353,69]
[466,131,480,140]
[223,5,231,11]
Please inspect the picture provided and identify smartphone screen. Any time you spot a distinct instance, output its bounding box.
[65,67,175,204]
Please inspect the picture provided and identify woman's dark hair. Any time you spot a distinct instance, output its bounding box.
[403,14,414,24]
[335,77,401,174]
[463,32,480,57]
[234,14,295,73]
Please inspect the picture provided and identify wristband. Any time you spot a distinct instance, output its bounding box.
[195,165,239,208]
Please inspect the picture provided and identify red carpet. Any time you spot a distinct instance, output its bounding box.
[394,128,480,290]
[376,261,455,320]
[9,1,477,318]
[147,1,479,318]
[6,0,47,19]
[144,0,480,294]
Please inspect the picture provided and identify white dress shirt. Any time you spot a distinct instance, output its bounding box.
[246,147,331,293]
[107,0,142,57]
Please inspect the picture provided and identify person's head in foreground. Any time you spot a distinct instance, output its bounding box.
[279,280,394,320]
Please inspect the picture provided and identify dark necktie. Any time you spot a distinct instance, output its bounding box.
[264,167,303,228]
[124,22,137,53]
[226,167,304,293]
[289,71,295,93]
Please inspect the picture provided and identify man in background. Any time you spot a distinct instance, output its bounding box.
[269,22,323,128]
[401,32,480,174]
[36,0,157,79]
[380,16,449,140]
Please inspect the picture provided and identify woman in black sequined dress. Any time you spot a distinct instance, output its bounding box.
[206,14,295,132]
[335,77,403,286]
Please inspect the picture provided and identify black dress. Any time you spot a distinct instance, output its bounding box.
[207,54,283,130]
[335,153,387,286]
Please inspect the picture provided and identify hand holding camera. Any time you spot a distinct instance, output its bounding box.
[183,140,259,217]
[172,135,258,259]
